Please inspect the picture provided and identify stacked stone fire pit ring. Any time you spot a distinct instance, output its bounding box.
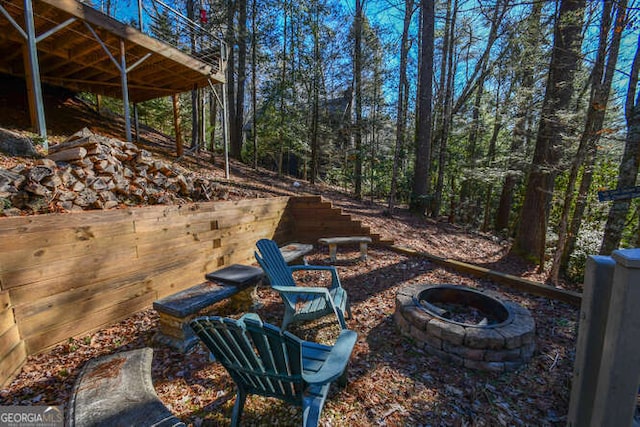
[394,283,535,372]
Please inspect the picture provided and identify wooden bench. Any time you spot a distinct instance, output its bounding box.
[152,245,311,352]
[318,236,372,262]
[153,264,264,353]
[67,348,184,427]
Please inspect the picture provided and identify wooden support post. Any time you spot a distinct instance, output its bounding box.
[172,94,183,157]
[119,39,132,142]
[221,81,230,179]
[22,45,38,133]
[567,255,616,426]
[589,249,640,427]
[199,87,205,150]
[209,91,217,152]
[133,103,140,143]
[23,0,47,149]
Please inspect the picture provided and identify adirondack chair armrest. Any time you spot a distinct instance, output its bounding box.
[302,329,358,385]
[272,285,331,297]
[238,312,262,324]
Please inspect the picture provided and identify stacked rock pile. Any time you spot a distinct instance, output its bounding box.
[0,128,231,215]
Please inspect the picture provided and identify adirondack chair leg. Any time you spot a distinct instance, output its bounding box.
[281,307,295,331]
[346,301,353,320]
[303,400,323,427]
[337,369,349,388]
[231,387,247,427]
[334,307,347,330]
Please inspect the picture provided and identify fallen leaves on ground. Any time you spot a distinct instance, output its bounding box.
[1,246,578,426]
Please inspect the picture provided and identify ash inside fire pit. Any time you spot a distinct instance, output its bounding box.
[395,284,536,372]
[414,285,512,328]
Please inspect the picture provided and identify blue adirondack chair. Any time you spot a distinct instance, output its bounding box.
[255,238,352,330]
[190,313,358,427]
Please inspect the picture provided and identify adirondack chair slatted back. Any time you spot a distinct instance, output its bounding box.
[255,239,297,287]
[191,314,357,426]
[190,316,304,405]
[255,238,351,330]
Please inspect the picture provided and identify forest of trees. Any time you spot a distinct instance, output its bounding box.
[98,0,640,284]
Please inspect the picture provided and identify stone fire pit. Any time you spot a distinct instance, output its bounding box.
[394,284,535,372]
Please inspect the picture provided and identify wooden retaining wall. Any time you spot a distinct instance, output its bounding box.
[0,195,380,385]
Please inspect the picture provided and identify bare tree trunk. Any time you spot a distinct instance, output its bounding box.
[600,32,640,254]
[410,0,435,215]
[353,0,364,199]
[226,0,237,157]
[389,0,414,212]
[550,0,626,282]
[427,0,451,217]
[459,71,486,224]
[251,0,258,170]
[310,0,321,184]
[186,0,199,151]
[512,0,586,266]
[233,0,247,160]
[481,82,503,231]
[277,0,288,177]
[431,0,457,218]
[495,3,542,233]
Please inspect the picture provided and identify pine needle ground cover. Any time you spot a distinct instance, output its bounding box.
[1,247,577,426]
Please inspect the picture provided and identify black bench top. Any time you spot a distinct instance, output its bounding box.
[154,264,263,318]
[204,263,264,285]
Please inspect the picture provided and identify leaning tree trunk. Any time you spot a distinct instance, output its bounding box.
[495,1,542,233]
[600,33,640,254]
[550,0,626,282]
[512,0,586,266]
[388,0,413,212]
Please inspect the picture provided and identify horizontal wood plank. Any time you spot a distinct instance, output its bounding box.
[1,244,138,289]
[25,293,155,354]
[17,284,155,338]
[0,234,138,269]
[0,221,136,254]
